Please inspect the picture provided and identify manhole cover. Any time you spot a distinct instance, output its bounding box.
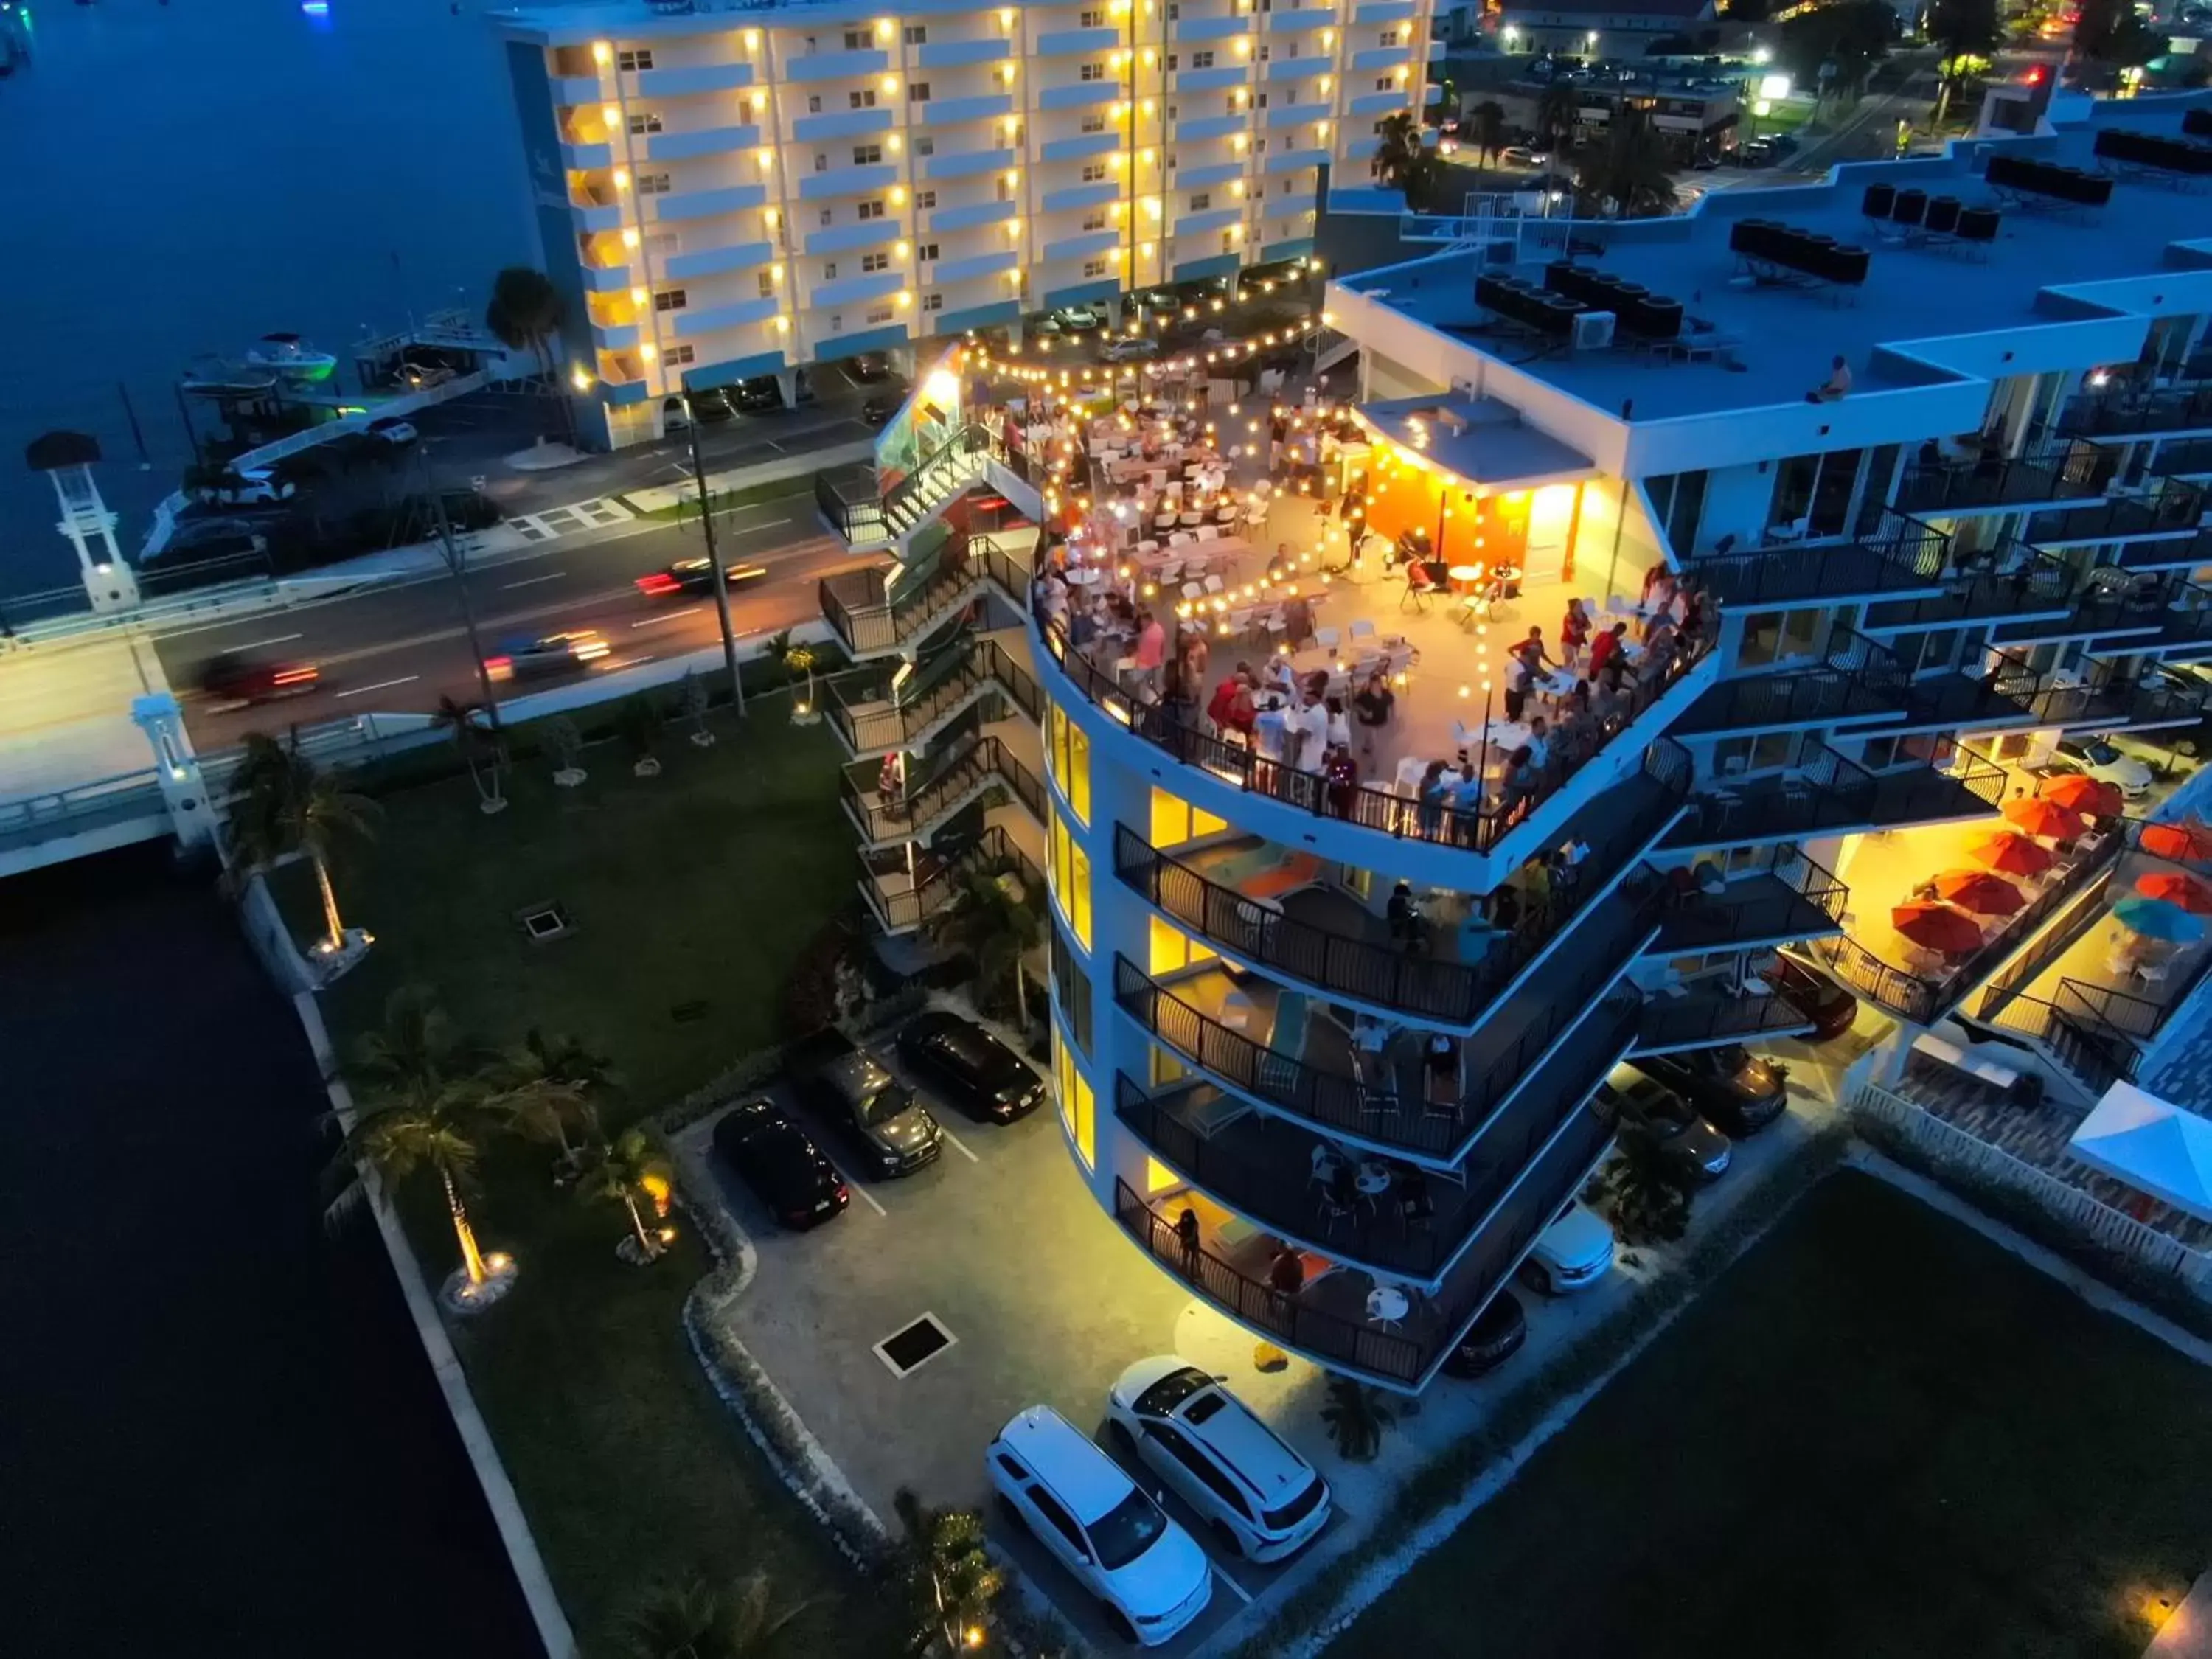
[517,901,572,944]
[874,1313,957,1379]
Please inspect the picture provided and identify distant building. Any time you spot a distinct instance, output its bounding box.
[1490,0,1717,54]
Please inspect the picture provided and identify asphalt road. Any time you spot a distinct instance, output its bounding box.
[154,481,877,749]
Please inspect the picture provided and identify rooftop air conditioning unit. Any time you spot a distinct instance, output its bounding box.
[1572,310,1616,352]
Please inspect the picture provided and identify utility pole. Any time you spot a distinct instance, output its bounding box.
[423,451,505,734]
[683,378,746,715]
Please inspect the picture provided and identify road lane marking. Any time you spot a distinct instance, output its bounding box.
[335,675,421,698]
[234,633,304,650]
[597,655,656,672]
[939,1127,981,1165]
[1212,1568,1254,1605]
[501,571,566,589]
[631,606,704,628]
[731,515,793,532]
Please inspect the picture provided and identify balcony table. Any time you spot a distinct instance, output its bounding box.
[1365,1286,1411,1329]
[1354,1161,1393,1197]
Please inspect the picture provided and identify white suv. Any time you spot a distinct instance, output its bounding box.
[1106,1359,1331,1562]
[987,1405,1211,1646]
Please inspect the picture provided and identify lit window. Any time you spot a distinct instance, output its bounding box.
[1046,703,1092,824]
[1052,1022,1096,1169]
[1148,786,1225,846]
[1048,804,1093,950]
[1148,914,1216,975]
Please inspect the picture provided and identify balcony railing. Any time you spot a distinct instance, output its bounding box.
[1961,992,2135,1095]
[1111,762,1684,1029]
[2025,475,2205,545]
[1037,597,1703,858]
[861,823,1040,931]
[2112,527,2212,571]
[1633,987,1815,1051]
[826,633,1043,754]
[1113,953,1650,1164]
[2059,380,2212,440]
[1684,507,1949,609]
[1664,740,2005,849]
[2024,669,2208,731]
[1110,1091,1613,1386]
[1115,1060,1615,1283]
[1860,538,2076,632]
[818,530,1035,656]
[1896,442,2118,517]
[841,732,1044,843]
[1651,846,1847,952]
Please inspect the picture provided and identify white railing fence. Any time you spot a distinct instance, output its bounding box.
[1853,1081,2212,1289]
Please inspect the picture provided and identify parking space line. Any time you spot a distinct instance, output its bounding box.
[1212,1566,1254,1605]
[844,1175,888,1217]
[939,1127,981,1164]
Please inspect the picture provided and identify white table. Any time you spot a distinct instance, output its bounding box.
[1366,1286,1411,1328]
[1063,566,1103,587]
[1455,720,1532,759]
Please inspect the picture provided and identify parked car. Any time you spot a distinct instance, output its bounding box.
[1526,1201,1615,1294]
[1632,1043,1789,1138]
[1441,1290,1527,1378]
[896,1009,1045,1124]
[483,630,611,682]
[1499,145,1551,169]
[1054,304,1106,332]
[661,394,691,433]
[860,393,901,428]
[366,416,417,447]
[733,375,788,412]
[690,387,738,422]
[845,350,894,383]
[2048,735,2154,801]
[987,1405,1213,1646]
[165,517,268,560]
[195,652,319,709]
[1105,1358,1330,1562]
[395,361,456,390]
[633,557,767,599]
[221,467,296,505]
[712,1099,849,1229]
[799,1043,943,1177]
[1757,953,1860,1042]
[1102,336,1160,361]
[1600,1065,1732,1184]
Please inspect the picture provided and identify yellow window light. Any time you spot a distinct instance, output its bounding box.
[774,314,790,332]
[1322,27,1335,45]
[1140,147,1155,163]
[1111,100,1127,118]
[1141,97,1156,114]
[883,74,898,94]
[1235,37,1251,56]
[629,285,647,303]
[1141,240,1155,256]
[743,27,760,48]
[891,184,908,204]
[621,226,640,248]
[876,17,893,39]
[889,133,904,152]
[897,288,913,307]
[895,240,911,257]
[751,91,768,112]
[613,167,630,189]
[757,146,773,166]
[1315,119,1329,135]
[640,341,658,361]
[765,206,780,225]
[1144,195,1162,219]
[1142,49,1156,66]
[771,262,785,279]
[1006,169,1020,185]
[1318,74,1332,91]
[600,102,619,126]
[591,39,612,64]
[1232,133,1248,152]
[999,4,1015,23]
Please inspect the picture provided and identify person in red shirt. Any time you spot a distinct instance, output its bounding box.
[1587,621,1628,681]
[1206,665,1258,743]
[1560,597,1592,664]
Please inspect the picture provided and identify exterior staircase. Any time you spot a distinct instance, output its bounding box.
[815,422,1046,554]
[826,630,1043,761]
[819,528,1035,662]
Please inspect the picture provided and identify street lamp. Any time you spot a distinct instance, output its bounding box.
[680,373,747,715]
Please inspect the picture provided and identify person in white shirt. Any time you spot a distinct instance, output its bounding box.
[1290,691,1332,774]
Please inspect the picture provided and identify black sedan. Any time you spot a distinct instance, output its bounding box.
[801,1046,943,1177]
[896,1009,1045,1124]
[713,1099,849,1229]
[1758,955,1858,1043]
[1441,1290,1526,1379]
[1601,1066,1732,1183]
[634,557,768,599]
[1632,1044,1790,1139]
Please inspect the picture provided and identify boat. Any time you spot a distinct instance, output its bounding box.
[245,333,338,386]
[181,357,281,397]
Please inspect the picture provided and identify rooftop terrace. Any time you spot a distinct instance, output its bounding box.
[1341,97,2212,426]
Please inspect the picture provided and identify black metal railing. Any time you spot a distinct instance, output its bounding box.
[1652,846,1847,951]
[2056,975,2165,1040]
[2059,380,2212,439]
[2025,474,2205,544]
[1813,934,1944,1025]
[862,824,1041,931]
[1112,1094,1613,1385]
[1897,442,2118,516]
[842,733,1044,843]
[815,469,886,543]
[2113,527,2212,571]
[1665,741,1875,846]
[819,530,1037,656]
[1112,951,1649,1163]
[2153,437,2212,477]
[1038,594,1702,858]
[1686,507,1949,608]
[827,634,1044,754]
[1113,769,1683,1027]
[1975,859,2121,1010]
[1960,994,2135,1095]
[1633,987,1814,1050]
[1861,538,2076,632]
[2025,669,2208,731]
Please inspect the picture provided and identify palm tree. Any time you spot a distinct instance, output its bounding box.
[1319,1374,1397,1462]
[1575,109,1679,220]
[433,694,507,813]
[580,1127,675,1262]
[611,1573,820,1659]
[926,867,1043,1029]
[1371,111,1440,206]
[328,986,532,1293]
[1596,1137,1693,1245]
[766,630,821,720]
[1467,100,1508,177]
[484,266,566,381]
[891,1488,1002,1658]
[228,731,380,955]
[1534,83,1582,156]
[616,694,668,776]
[495,1026,616,1168]
[1928,0,2000,125]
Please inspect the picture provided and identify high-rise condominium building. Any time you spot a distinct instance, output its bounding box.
[821,94,2212,1390]
[494,0,1441,447]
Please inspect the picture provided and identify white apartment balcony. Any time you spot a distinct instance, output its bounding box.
[925,92,1019,128]
[1172,64,1255,93]
[1266,52,1335,82]
[1270,4,1340,28]
[642,124,765,164]
[931,248,1023,286]
[1035,25,1121,55]
[927,198,1020,234]
[782,46,891,84]
[1038,131,1124,163]
[792,107,897,144]
[661,239,777,282]
[669,298,782,338]
[630,61,755,98]
[1173,14,1258,43]
[805,218,905,257]
[923,145,1019,181]
[797,162,902,201]
[647,181,771,224]
[1353,0,1417,18]
[809,269,906,308]
[917,36,1015,70]
[1352,44,1413,72]
[1037,82,1123,113]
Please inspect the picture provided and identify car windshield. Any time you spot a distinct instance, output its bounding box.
[1133,1366,1212,1418]
[2082,742,2119,764]
[1088,1489,1169,1571]
[860,1084,916,1127]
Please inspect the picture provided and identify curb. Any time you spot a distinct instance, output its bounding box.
[291,991,578,1659]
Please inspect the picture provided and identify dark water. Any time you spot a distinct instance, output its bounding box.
[0,844,544,1658]
[0,0,535,595]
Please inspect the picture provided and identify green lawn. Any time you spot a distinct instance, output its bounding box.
[304,707,856,1106]
[281,712,900,1658]
[1331,1171,2212,1659]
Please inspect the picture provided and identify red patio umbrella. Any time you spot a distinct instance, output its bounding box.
[2135,870,2212,914]
[1966,830,2056,876]
[2039,773,2124,818]
[2143,821,2212,863]
[1933,869,2025,915]
[1892,902,1987,953]
[2003,796,2087,841]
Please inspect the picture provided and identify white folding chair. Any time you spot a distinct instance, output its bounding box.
[1182,580,1205,602]
[1316,626,1342,653]
[1196,524,1220,542]
[1349,618,1378,647]
[1158,560,1184,585]
[1169,530,1195,547]
[1203,574,1226,597]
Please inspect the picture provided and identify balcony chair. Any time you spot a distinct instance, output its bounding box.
[1767,517,1811,544]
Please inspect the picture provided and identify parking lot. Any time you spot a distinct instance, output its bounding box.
[667,998,1840,1655]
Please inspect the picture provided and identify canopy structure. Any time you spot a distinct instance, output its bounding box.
[2067,1082,2212,1225]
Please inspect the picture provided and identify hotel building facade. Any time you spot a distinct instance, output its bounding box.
[493,0,1441,447]
[815,94,2212,1391]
